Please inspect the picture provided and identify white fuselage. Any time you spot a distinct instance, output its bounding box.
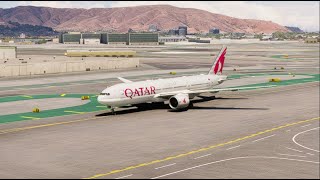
[97,74,225,107]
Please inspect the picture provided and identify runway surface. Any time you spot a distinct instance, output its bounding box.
[0,83,318,178]
[0,41,319,178]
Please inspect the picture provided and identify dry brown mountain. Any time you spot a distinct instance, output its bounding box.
[0,5,289,33]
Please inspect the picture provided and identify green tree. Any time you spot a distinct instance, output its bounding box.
[36,39,47,44]
[254,34,263,39]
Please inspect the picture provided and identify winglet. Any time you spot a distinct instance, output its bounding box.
[118,77,133,83]
[208,46,227,75]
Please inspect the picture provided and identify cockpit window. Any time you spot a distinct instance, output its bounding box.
[100,93,110,95]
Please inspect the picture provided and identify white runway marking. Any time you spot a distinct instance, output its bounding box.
[301,124,311,128]
[286,147,303,153]
[194,154,212,159]
[277,153,307,158]
[151,156,319,179]
[226,145,241,150]
[115,174,133,179]
[252,134,276,143]
[155,163,176,170]
[292,127,320,153]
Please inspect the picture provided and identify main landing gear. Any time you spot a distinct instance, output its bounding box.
[188,102,194,109]
[111,107,116,115]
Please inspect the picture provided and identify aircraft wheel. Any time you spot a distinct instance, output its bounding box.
[188,102,194,108]
[136,103,152,110]
[152,102,165,108]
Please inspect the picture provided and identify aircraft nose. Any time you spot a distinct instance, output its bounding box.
[97,95,104,104]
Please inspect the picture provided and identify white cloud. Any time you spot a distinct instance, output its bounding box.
[0,1,318,32]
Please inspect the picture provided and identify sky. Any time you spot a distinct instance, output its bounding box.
[1,1,319,32]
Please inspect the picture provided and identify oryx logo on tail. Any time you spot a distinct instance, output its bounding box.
[209,46,227,75]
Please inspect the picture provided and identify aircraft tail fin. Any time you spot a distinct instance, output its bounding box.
[208,46,227,75]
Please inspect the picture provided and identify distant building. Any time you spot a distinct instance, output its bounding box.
[68,32,81,34]
[81,33,101,40]
[52,38,59,43]
[188,38,211,43]
[178,26,187,36]
[107,33,128,45]
[12,38,44,44]
[168,26,188,36]
[148,24,158,32]
[178,28,186,36]
[261,35,272,41]
[244,34,255,39]
[305,38,318,43]
[186,35,197,39]
[128,28,135,33]
[209,28,220,34]
[19,33,26,38]
[159,36,186,43]
[83,39,100,45]
[60,33,81,44]
[59,32,159,45]
[231,32,245,39]
[128,33,159,45]
[168,29,178,36]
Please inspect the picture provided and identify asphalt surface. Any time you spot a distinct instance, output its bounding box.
[0,41,319,179]
[0,83,318,178]
[0,98,87,115]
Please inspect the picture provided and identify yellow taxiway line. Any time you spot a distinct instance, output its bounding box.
[0,114,318,178]
[0,116,102,135]
[83,117,320,179]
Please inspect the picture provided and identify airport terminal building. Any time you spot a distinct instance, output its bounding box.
[59,32,159,45]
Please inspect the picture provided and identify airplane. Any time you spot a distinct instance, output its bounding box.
[97,46,274,113]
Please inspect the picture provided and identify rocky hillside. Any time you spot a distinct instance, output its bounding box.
[285,26,304,33]
[0,5,289,34]
[0,21,59,37]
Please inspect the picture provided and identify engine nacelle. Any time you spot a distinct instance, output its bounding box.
[169,93,190,110]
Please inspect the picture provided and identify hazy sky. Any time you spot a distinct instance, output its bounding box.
[1,1,319,32]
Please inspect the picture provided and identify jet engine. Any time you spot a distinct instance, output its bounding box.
[169,94,190,110]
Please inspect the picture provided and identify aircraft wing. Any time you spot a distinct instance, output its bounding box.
[118,77,133,83]
[154,90,194,99]
[194,85,277,93]
[154,85,277,99]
